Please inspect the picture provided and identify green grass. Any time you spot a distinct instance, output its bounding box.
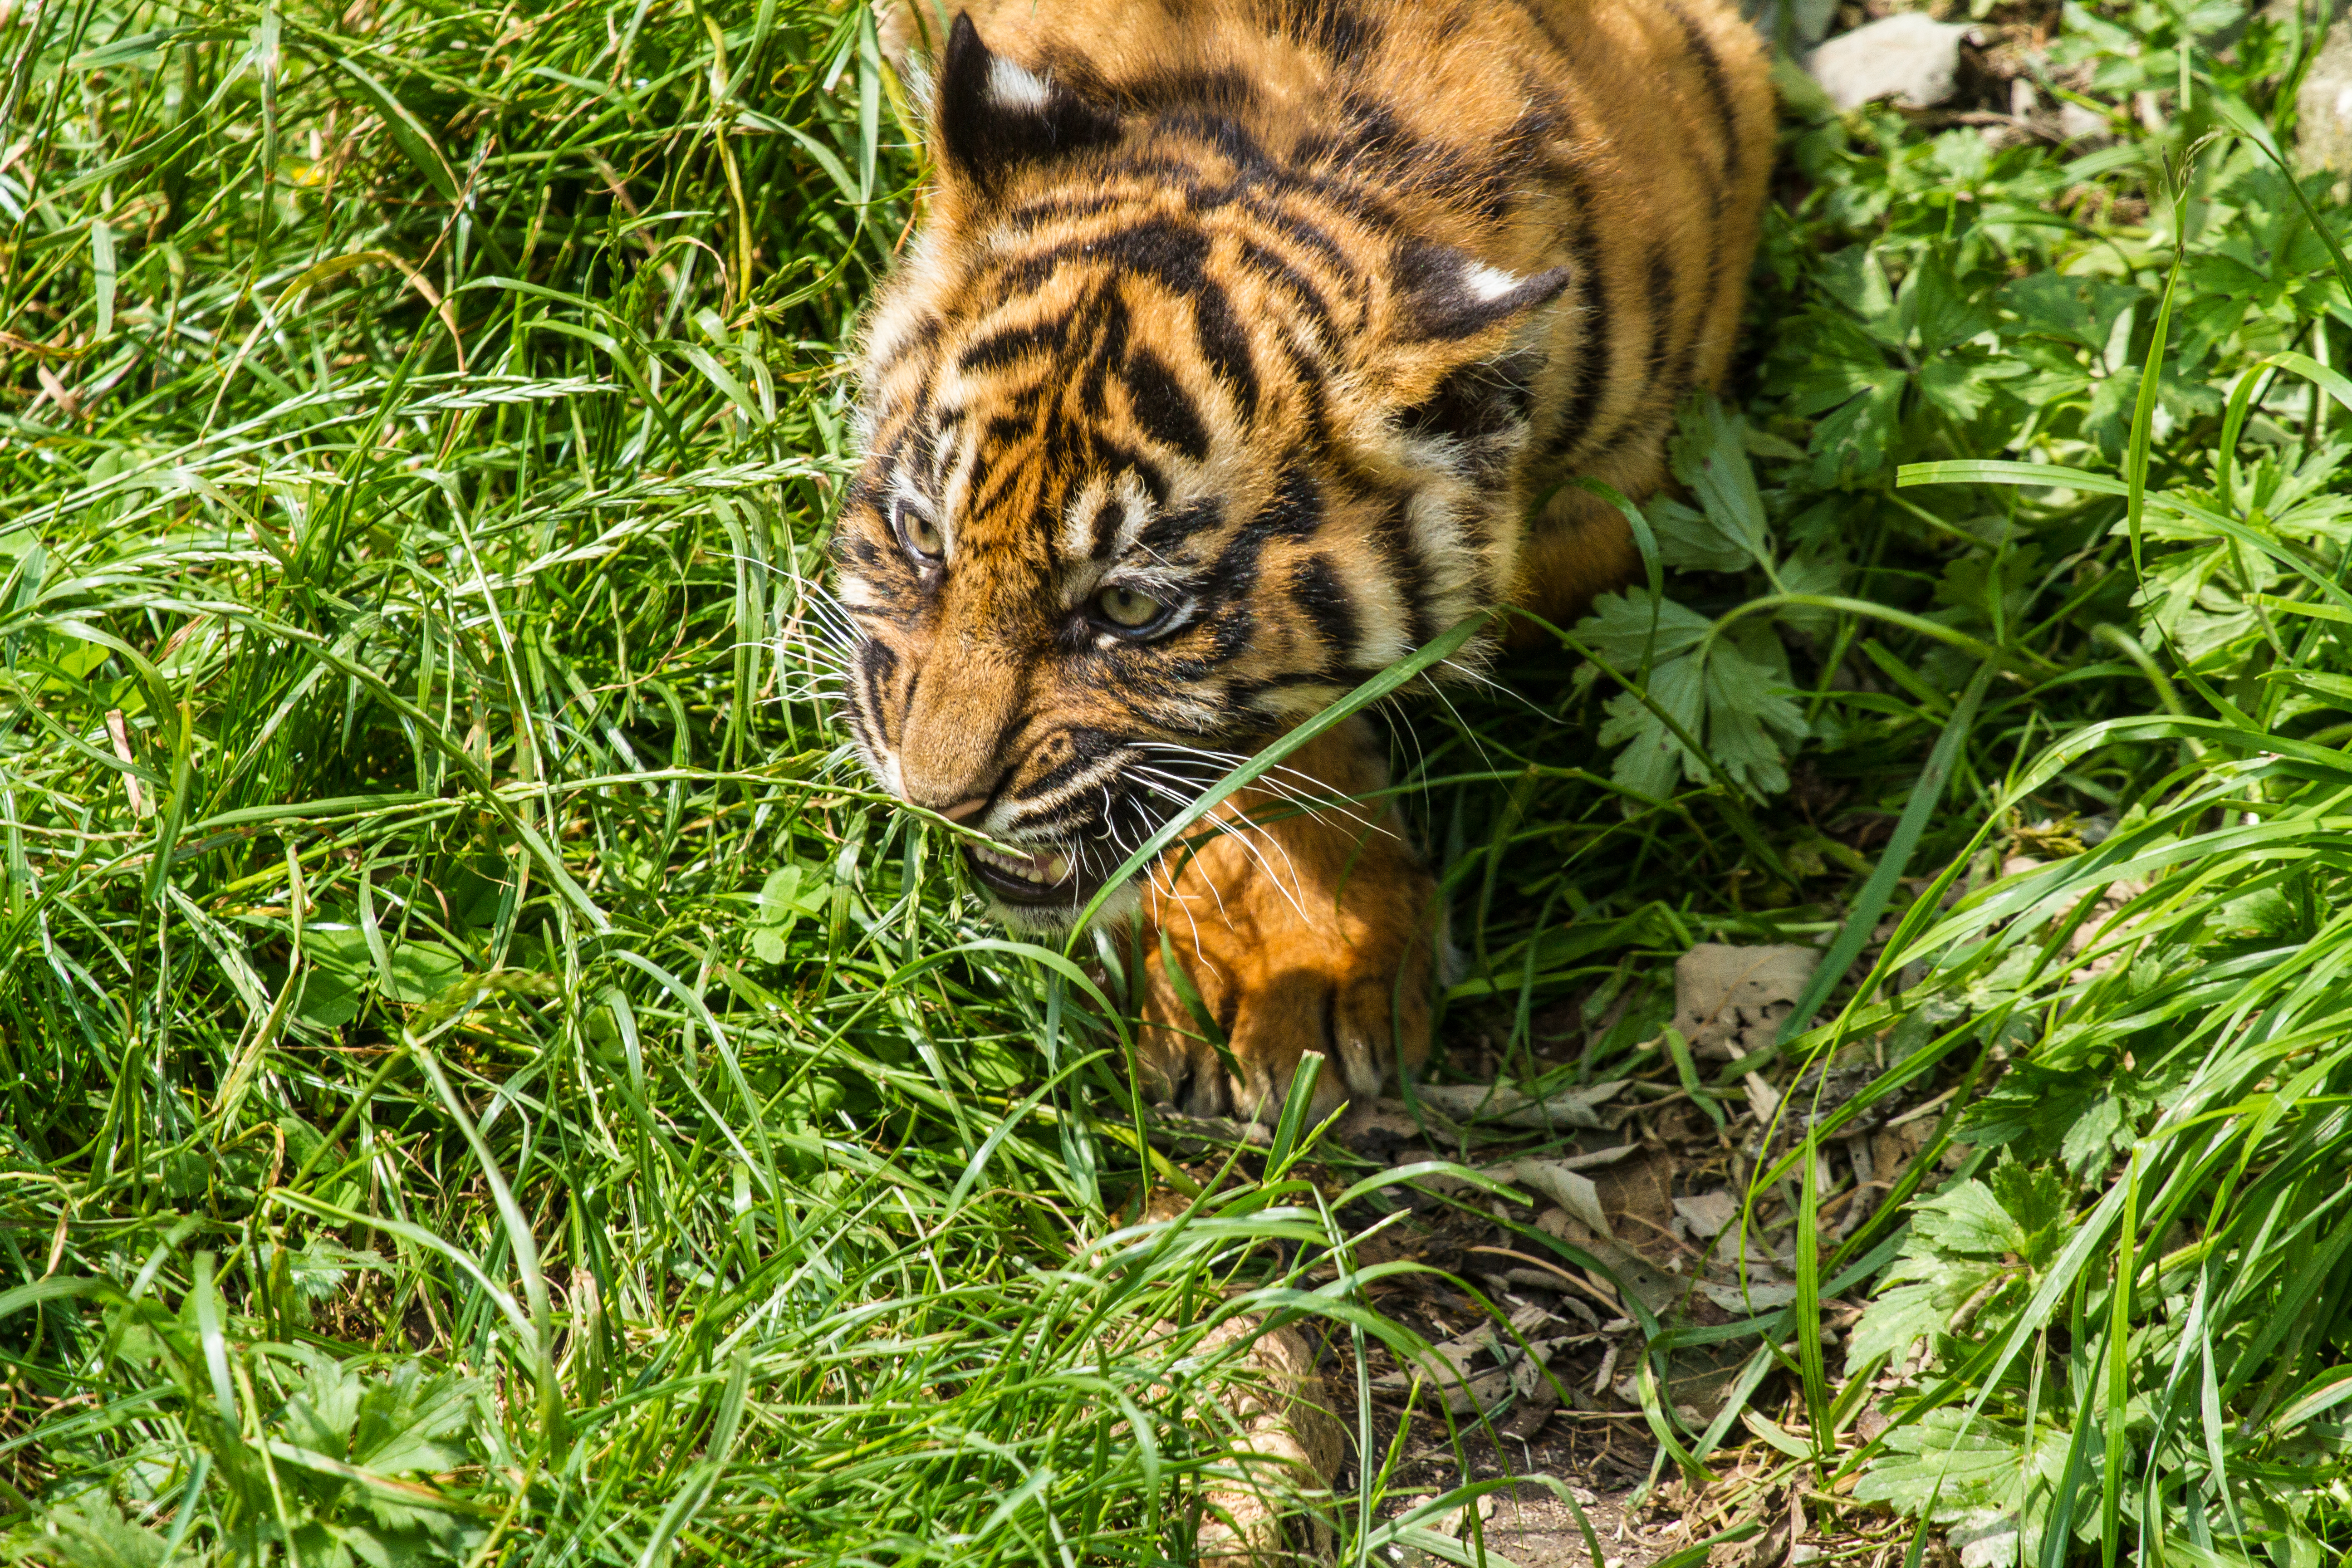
[5,0,2352,1563]
[0,0,1467,1561]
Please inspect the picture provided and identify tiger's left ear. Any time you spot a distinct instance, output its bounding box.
[1388,243,1570,342]
[934,12,1121,191]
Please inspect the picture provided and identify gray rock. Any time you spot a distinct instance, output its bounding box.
[2299,19,2352,173]
[1806,13,1975,112]
[2058,102,2112,147]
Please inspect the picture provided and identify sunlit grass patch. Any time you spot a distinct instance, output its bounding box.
[5,0,2352,1563]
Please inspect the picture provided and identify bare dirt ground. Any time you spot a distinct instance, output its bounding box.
[1154,943,1966,1566]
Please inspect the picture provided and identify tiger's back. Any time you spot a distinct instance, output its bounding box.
[839,0,1773,1122]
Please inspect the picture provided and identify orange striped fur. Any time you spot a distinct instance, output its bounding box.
[835,0,1773,1119]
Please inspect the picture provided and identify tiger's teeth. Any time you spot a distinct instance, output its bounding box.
[973,844,1067,885]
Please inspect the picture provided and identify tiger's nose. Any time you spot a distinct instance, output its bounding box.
[895,637,1022,816]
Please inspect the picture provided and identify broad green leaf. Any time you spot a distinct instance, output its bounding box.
[1597,652,1705,800]
[1911,1178,2029,1258]
[1647,495,1753,573]
[1573,589,1712,666]
[1668,395,1773,570]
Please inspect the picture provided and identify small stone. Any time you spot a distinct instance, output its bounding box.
[1791,1547,1825,1566]
[1806,14,1973,112]
[2058,103,2111,146]
[2300,20,2352,174]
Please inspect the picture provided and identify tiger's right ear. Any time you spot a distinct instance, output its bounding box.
[935,12,1121,190]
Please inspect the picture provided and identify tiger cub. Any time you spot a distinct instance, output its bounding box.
[837,0,1774,1122]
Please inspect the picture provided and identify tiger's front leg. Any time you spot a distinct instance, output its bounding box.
[1137,719,1439,1124]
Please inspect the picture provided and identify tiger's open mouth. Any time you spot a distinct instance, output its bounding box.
[960,812,1162,913]
[956,777,1195,917]
[962,840,1100,909]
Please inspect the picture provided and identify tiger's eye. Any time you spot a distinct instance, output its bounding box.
[894,499,944,560]
[1096,586,1164,629]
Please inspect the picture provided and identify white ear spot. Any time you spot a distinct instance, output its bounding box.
[1464,263,1522,303]
[987,56,1053,112]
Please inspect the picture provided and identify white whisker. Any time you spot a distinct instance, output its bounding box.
[1127,775,1309,921]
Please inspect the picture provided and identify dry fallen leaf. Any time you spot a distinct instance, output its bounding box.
[1411,1078,1628,1128]
[1370,1304,1569,1416]
[1507,1158,1615,1240]
[1674,944,1820,1060]
[1698,1280,1798,1314]
[1673,1190,1740,1240]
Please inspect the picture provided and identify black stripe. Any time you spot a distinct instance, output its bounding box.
[1043,45,1246,113]
[1663,1,1740,196]
[1273,334,1334,450]
[1188,467,1319,627]
[1192,278,1259,423]
[1078,434,1169,505]
[1208,594,1257,660]
[1642,246,1677,380]
[957,317,1064,374]
[1252,465,1323,538]
[1123,348,1211,461]
[1073,285,1134,419]
[1014,726,1125,801]
[1089,499,1127,559]
[1291,553,1359,662]
[1585,246,1678,458]
[1545,190,1612,462]
[1203,519,1274,614]
[1144,652,1215,684]
[966,421,1046,521]
[1505,0,1578,77]
[1237,237,1337,336]
[1005,191,1127,228]
[1158,107,1276,173]
[1235,194,1357,283]
[1066,219,1212,299]
[1369,492,1433,649]
[859,639,901,748]
[1279,0,1379,57]
[1592,245,1709,464]
[1137,498,1221,556]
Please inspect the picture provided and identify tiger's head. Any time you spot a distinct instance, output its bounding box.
[833,12,1569,927]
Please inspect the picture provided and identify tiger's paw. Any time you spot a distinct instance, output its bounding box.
[1137,831,1437,1125]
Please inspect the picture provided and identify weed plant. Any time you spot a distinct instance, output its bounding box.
[4,0,2351,1563]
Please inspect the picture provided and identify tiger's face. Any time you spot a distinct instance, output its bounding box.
[833,14,1568,927]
